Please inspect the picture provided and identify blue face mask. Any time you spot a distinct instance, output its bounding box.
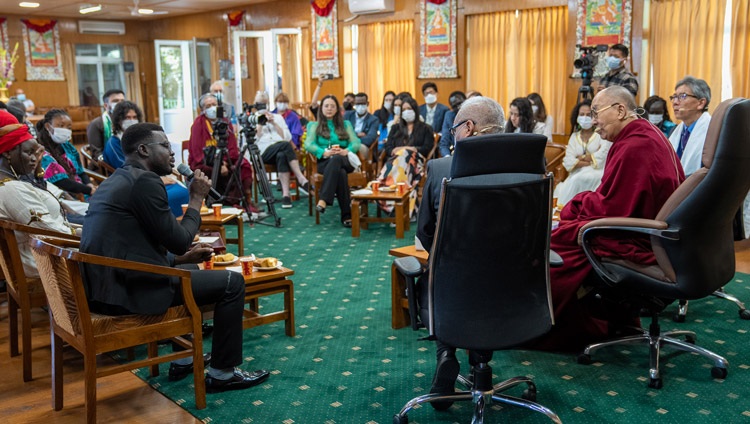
[606,56,622,70]
[16,94,26,101]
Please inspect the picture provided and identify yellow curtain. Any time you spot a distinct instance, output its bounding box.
[277,34,303,105]
[357,20,416,108]
[123,45,143,110]
[62,43,78,105]
[731,0,750,98]
[467,7,568,135]
[650,0,726,112]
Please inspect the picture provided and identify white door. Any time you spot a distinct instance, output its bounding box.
[155,40,194,143]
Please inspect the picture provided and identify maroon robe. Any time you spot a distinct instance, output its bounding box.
[538,118,685,351]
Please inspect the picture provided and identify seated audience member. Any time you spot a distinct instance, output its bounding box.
[0,110,77,278]
[13,88,35,116]
[81,122,269,391]
[272,92,304,148]
[374,91,396,148]
[344,92,380,158]
[36,109,96,198]
[537,86,684,351]
[644,95,677,138]
[527,92,553,142]
[378,96,434,215]
[4,99,35,137]
[668,76,712,176]
[419,82,450,132]
[598,43,639,97]
[465,90,482,98]
[416,96,506,410]
[382,94,406,154]
[188,93,256,211]
[308,74,329,119]
[504,97,545,135]
[253,91,310,209]
[553,100,612,205]
[304,95,361,227]
[87,89,125,160]
[342,92,356,113]
[210,80,238,125]
[439,91,466,157]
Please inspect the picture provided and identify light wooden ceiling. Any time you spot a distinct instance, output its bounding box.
[7,0,277,21]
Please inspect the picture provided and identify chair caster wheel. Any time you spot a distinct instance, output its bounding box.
[577,353,592,365]
[648,378,663,389]
[711,367,728,379]
[522,388,537,402]
[673,313,686,323]
[393,414,408,424]
[739,309,750,320]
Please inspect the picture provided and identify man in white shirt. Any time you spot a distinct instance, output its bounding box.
[667,76,711,176]
[13,88,35,116]
[418,82,450,133]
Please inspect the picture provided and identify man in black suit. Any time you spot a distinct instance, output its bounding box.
[344,92,380,159]
[415,96,505,410]
[418,82,451,135]
[81,122,269,392]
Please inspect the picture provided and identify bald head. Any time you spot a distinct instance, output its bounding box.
[455,96,505,134]
[598,85,637,111]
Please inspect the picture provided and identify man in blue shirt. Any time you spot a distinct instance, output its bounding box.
[344,92,380,160]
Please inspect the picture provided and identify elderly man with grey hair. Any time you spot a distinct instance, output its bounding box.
[668,76,712,176]
[209,80,238,125]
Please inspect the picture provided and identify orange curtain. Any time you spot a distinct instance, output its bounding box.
[357,20,416,108]
[650,0,726,112]
[731,0,750,98]
[466,7,568,135]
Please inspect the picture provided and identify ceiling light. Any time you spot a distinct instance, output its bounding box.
[19,2,40,7]
[79,4,102,14]
[138,8,154,14]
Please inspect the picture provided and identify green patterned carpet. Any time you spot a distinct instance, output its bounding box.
[127,199,750,423]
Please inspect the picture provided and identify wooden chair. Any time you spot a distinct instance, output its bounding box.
[80,144,116,177]
[306,152,368,223]
[544,142,568,188]
[0,219,79,382]
[29,235,206,423]
[181,139,190,166]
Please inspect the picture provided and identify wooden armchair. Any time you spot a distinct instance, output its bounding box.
[80,144,116,177]
[544,143,568,188]
[29,236,206,423]
[0,219,79,382]
[306,152,368,223]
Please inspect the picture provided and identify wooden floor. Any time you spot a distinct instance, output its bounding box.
[2,240,750,423]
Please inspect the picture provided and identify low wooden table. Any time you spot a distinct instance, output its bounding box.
[389,245,429,329]
[351,189,412,238]
[198,212,244,256]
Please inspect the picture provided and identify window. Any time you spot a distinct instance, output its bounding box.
[75,44,126,107]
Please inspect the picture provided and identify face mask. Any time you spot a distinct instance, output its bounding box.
[16,94,26,102]
[577,116,593,130]
[648,114,664,125]
[108,102,120,113]
[50,127,72,144]
[205,106,217,120]
[531,105,539,115]
[393,106,401,116]
[121,119,138,131]
[383,101,392,111]
[401,109,416,123]
[276,102,288,112]
[424,93,437,104]
[343,101,353,111]
[606,56,622,70]
[354,105,367,115]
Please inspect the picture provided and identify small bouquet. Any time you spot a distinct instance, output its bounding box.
[0,42,20,89]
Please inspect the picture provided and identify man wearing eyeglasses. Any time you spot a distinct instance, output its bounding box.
[81,123,270,393]
[667,76,712,176]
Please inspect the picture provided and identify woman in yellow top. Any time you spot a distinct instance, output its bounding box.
[304,95,361,227]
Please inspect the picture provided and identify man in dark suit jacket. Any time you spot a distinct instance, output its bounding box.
[344,92,380,159]
[415,96,506,411]
[81,122,269,393]
[418,82,451,135]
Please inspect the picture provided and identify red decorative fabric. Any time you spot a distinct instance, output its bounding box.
[0,18,6,25]
[227,10,245,27]
[21,19,57,33]
[311,0,336,17]
[0,110,32,154]
[427,0,449,4]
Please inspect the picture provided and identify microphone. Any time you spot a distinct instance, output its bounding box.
[176,163,222,201]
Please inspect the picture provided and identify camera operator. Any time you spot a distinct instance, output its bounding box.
[253,91,310,209]
[188,93,257,212]
[597,43,639,97]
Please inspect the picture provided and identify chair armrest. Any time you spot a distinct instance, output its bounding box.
[394,256,425,278]
[550,249,563,268]
[84,169,107,183]
[393,256,426,331]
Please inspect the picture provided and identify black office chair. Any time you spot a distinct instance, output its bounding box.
[576,98,750,389]
[393,171,561,423]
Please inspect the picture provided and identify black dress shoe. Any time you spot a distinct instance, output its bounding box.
[169,353,211,381]
[206,368,270,393]
[202,322,214,337]
[429,352,460,411]
[316,204,326,214]
[342,219,352,228]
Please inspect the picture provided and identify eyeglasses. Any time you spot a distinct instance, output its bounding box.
[669,93,699,102]
[450,119,470,136]
[591,103,620,119]
[142,141,172,151]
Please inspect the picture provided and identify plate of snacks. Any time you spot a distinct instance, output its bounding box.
[213,253,239,265]
[254,257,282,271]
[379,184,397,192]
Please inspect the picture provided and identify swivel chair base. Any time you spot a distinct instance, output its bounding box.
[393,364,562,424]
[577,314,728,389]
[673,288,750,322]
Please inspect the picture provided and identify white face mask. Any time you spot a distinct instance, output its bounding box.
[354,104,367,115]
[205,106,217,120]
[401,109,416,123]
[424,93,437,105]
[276,102,288,112]
[648,114,664,125]
[50,127,72,144]
[383,101,392,111]
[531,105,539,115]
[121,119,138,131]
[108,102,121,113]
[393,105,401,116]
[577,116,594,130]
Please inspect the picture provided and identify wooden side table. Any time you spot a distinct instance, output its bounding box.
[388,245,429,329]
[198,212,244,256]
[351,188,412,238]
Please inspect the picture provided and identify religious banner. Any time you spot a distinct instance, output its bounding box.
[227,10,248,79]
[573,0,633,78]
[418,0,457,79]
[21,19,64,81]
[311,0,339,78]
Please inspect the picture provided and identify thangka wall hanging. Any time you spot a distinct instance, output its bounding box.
[227,10,248,79]
[418,0,457,79]
[21,19,64,81]
[573,0,632,78]
[311,0,339,78]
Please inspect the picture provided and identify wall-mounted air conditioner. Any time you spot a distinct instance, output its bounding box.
[348,0,395,15]
[78,21,126,35]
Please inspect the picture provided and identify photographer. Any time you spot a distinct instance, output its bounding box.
[188,93,256,211]
[597,43,639,97]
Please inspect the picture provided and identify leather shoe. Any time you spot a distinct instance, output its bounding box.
[206,368,270,393]
[316,204,326,214]
[429,352,459,411]
[342,219,352,228]
[168,353,211,381]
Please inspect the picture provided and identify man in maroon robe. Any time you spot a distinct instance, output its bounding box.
[537,86,685,351]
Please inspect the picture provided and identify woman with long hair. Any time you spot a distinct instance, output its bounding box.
[102,101,143,168]
[304,95,361,227]
[527,92,553,142]
[643,95,677,138]
[504,97,545,135]
[374,91,396,147]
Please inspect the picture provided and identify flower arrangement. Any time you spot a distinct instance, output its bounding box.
[0,42,20,89]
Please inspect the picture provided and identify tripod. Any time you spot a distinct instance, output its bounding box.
[237,126,282,227]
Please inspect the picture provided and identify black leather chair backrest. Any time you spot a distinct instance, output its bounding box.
[450,133,547,178]
[427,172,554,351]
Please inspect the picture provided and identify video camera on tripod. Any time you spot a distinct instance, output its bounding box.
[574,44,609,102]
